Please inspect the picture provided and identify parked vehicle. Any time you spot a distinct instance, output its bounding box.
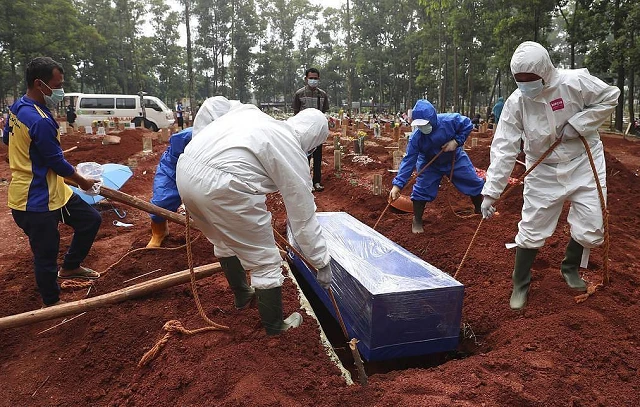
[66,93,175,131]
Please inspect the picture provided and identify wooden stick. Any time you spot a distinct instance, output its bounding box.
[122,268,162,283]
[65,181,190,227]
[62,146,78,153]
[98,186,190,226]
[37,312,87,335]
[31,375,50,398]
[0,263,221,330]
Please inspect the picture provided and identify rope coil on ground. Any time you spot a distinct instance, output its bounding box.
[138,210,228,368]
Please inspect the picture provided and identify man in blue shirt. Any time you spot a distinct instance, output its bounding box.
[3,57,102,306]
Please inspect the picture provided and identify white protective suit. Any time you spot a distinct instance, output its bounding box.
[482,41,619,255]
[192,96,241,137]
[176,105,330,289]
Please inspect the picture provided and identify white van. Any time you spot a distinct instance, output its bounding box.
[67,93,175,131]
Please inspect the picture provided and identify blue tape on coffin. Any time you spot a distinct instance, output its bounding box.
[287,212,464,361]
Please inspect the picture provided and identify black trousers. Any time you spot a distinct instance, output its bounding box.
[308,147,322,185]
[177,116,184,129]
[12,194,102,305]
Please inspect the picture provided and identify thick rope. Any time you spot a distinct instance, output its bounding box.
[454,138,562,280]
[60,233,202,291]
[574,136,610,303]
[138,208,228,368]
[373,149,445,230]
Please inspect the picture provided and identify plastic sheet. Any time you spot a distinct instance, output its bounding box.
[287,212,464,361]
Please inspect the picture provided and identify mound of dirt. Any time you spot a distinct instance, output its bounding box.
[0,129,638,406]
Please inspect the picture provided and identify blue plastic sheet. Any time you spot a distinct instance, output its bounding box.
[287,212,464,361]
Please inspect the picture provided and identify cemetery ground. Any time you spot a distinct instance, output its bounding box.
[0,125,639,406]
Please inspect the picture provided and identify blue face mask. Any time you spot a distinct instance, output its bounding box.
[40,81,65,109]
[516,79,544,99]
[418,124,432,134]
[307,79,319,88]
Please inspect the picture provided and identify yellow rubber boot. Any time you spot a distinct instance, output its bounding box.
[146,220,169,248]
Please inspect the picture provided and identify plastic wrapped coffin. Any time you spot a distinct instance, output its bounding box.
[287,212,464,361]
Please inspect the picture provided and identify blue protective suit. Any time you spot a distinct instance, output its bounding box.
[392,100,484,202]
[493,97,505,122]
[150,127,193,222]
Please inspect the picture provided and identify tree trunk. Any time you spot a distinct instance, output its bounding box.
[628,68,635,126]
[185,0,195,115]
[453,47,459,112]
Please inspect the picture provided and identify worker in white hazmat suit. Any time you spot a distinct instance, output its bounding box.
[147,96,239,248]
[176,106,332,335]
[481,41,619,310]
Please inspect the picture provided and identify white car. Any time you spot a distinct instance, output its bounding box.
[67,93,175,131]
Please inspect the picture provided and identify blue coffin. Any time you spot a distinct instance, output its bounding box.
[287,212,464,361]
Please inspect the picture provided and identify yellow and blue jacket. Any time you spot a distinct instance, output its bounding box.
[2,96,74,212]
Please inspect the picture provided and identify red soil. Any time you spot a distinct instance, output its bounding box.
[0,127,638,406]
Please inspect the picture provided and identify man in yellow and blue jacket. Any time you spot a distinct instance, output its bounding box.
[3,57,102,307]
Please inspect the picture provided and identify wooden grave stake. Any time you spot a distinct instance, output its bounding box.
[142,136,153,153]
[334,150,341,171]
[372,174,382,195]
[392,150,403,170]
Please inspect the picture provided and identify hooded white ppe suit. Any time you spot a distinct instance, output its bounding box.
[192,96,241,137]
[482,41,619,253]
[176,106,330,289]
[150,96,238,223]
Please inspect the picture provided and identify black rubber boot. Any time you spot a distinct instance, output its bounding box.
[470,194,483,214]
[219,256,255,309]
[560,238,587,291]
[256,286,302,336]
[510,247,538,310]
[412,200,427,234]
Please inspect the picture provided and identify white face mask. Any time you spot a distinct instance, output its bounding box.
[418,124,432,134]
[307,79,319,88]
[516,79,544,99]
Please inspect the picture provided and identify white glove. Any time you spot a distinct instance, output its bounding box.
[559,123,580,140]
[442,139,459,152]
[481,196,497,219]
[389,185,401,202]
[316,263,332,290]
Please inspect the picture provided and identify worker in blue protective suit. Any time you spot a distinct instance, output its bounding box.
[389,99,485,234]
[147,96,238,248]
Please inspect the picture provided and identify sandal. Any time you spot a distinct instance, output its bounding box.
[58,266,100,280]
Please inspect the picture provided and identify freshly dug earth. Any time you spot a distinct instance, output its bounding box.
[0,127,638,406]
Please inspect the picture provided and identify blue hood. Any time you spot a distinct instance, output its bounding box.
[412,99,438,128]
